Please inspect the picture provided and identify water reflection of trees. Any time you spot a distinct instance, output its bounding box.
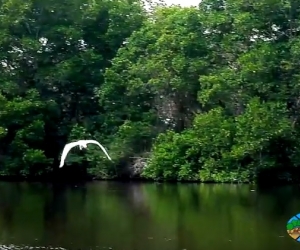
[141,183,299,249]
[0,182,22,238]
[251,185,300,230]
[127,183,151,216]
[43,184,68,245]
[0,182,297,249]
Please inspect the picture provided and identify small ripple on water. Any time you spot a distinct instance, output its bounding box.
[0,245,67,250]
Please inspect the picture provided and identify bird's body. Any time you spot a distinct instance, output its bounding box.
[59,139,111,168]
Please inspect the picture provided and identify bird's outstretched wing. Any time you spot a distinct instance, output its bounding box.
[59,141,81,168]
[85,140,112,160]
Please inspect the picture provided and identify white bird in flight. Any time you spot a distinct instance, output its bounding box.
[59,140,112,168]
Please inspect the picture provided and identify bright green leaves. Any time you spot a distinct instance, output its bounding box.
[144,98,293,182]
[231,98,292,172]
[142,130,185,180]
[91,0,300,182]
[143,108,236,182]
[0,0,147,179]
[15,120,45,143]
[0,89,49,177]
[1,0,300,182]
[98,6,210,179]
[21,149,52,176]
[0,127,7,139]
[234,99,291,151]
[0,89,44,126]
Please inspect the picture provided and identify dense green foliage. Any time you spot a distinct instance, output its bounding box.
[1,0,300,183]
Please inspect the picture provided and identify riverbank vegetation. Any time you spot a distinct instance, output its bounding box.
[1,0,300,184]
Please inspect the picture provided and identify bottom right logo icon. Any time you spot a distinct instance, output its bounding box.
[287,213,300,242]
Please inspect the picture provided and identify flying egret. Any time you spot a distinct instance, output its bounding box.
[59,140,112,168]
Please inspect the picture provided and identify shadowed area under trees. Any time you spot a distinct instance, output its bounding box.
[1,0,300,184]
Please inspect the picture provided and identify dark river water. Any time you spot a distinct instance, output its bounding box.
[0,181,299,250]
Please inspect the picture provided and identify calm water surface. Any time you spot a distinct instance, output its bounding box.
[0,181,299,250]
